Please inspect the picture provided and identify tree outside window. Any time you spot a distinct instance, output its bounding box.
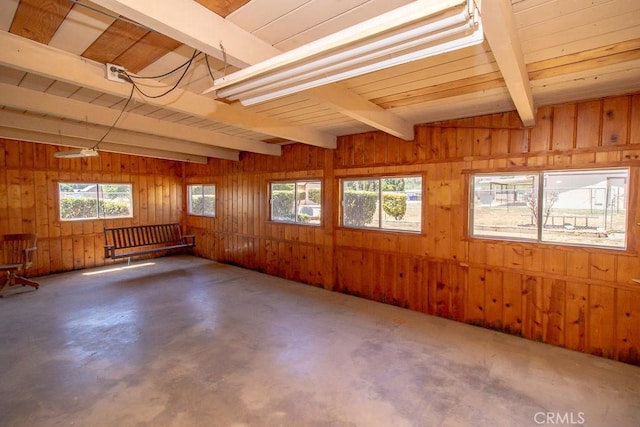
[188,184,216,217]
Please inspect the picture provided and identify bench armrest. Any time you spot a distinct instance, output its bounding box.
[183,234,196,246]
[104,244,116,259]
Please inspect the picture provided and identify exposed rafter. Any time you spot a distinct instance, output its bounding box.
[88,0,278,68]
[0,127,209,163]
[0,108,238,160]
[91,0,415,140]
[0,30,336,150]
[306,84,414,140]
[0,110,217,163]
[0,82,271,157]
[482,0,536,126]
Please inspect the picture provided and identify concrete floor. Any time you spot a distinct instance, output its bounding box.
[0,256,638,427]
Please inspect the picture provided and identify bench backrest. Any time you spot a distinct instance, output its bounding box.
[105,224,184,249]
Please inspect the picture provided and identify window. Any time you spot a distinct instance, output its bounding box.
[270,180,321,225]
[341,176,422,232]
[59,183,133,220]
[188,184,216,217]
[470,169,629,248]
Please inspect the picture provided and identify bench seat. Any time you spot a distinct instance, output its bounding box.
[104,224,195,260]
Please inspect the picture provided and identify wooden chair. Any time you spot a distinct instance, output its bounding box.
[0,233,39,297]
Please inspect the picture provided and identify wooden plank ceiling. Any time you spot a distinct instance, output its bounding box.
[0,0,639,162]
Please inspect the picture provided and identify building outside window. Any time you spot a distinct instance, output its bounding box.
[470,168,629,249]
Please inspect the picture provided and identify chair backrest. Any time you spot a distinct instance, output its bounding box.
[0,233,37,267]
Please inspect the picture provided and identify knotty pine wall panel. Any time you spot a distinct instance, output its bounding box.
[0,138,184,275]
[186,144,334,289]
[188,93,640,365]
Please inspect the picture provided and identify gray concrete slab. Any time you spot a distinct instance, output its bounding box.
[1,255,638,426]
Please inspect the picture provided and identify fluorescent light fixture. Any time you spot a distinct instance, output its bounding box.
[203,0,482,106]
[54,148,100,159]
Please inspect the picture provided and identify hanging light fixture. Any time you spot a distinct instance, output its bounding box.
[52,84,135,159]
[203,0,482,106]
[54,148,100,159]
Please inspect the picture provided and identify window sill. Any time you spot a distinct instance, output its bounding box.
[337,226,424,236]
[466,235,637,257]
[269,220,321,227]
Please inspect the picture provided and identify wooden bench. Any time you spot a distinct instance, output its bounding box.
[104,224,195,260]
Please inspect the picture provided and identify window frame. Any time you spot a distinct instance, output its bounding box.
[469,168,630,250]
[187,184,216,217]
[340,175,423,233]
[269,179,322,226]
[58,182,134,221]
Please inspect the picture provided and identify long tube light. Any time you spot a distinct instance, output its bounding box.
[234,19,478,105]
[207,0,470,91]
[203,0,483,106]
[220,10,470,97]
[244,33,483,106]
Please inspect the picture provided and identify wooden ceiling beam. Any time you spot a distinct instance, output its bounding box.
[0,127,209,163]
[306,84,414,140]
[91,0,415,140]
[90,0,279,68]
[0,111,220,163]
[0,30,335,149]
[0,82,278,157]
[482,0,536,127]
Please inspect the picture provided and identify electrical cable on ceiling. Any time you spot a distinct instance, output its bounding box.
[71,0,219,85]
[91,83,135,150]
[127,52,203,80]
[204,54,216,83]
[124,49,199,99]
[126,50,218,84]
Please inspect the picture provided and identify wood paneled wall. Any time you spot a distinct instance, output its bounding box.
[0,139,184,275]
[187,93,640,366]
[2,94,637,366]
[186,145,335,288]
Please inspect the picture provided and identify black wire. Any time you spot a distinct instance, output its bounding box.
[128,51,202,80]
[92,83,136,150]
[204,54,216,83]
[124,49,199,99]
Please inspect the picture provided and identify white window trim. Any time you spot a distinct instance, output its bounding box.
[59,182,133,221]
[341,176,422,233]
[187,184,216,217]
[269,180,322,226]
